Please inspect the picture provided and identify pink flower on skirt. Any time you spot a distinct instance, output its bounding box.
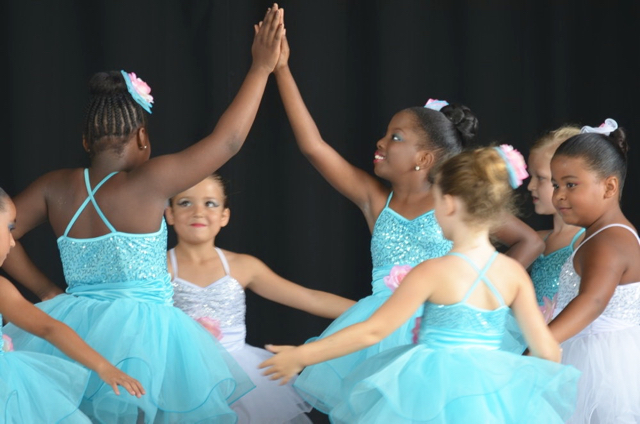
[384,265,413,291]
[2,334,13,352]
[412,317,422,344]
[539,294,558,324]
[196,317,223,340]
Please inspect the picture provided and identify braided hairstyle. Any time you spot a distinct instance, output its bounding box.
[405,103,479,163]
[83,71,148,158]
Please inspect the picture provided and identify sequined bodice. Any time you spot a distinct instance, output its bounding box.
[417,252,507,350]
[530,229,585,305]
[555,224,640,326]
[170,248,246,346]
[371,198,451,269]
[56,169,173,304]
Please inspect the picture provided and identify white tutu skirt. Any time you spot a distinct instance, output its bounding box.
[228,343,311,424]
[561,321,640,423]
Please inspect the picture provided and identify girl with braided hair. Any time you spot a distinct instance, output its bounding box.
[2,5,285,422]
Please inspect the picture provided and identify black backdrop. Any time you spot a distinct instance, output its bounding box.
[1,1,639,417]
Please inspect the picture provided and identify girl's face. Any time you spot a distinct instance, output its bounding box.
[374,110,429,180]
[165,178,230,245]
[551,155,607,227]
[527,148,556,215]
[0,199,16,266]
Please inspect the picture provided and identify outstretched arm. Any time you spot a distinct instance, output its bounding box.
[273,33,385,223]
[492,214,545,268]
[259,260,436,384]
[244,255,355,318]
[0,278,145,397]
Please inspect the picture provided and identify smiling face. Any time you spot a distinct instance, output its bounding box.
[551,155,607,227]
[0,197,16,266]
[165,177,230,245]
[373,110,430,180]
[527,147,556,215]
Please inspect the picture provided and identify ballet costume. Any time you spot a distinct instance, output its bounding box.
[170,248,312,424]
[501,228,586,354]
[554,224,640,423]
[329,251,580,424]
[3,170,254,424]
[294,192,453,414]
[0,316,91,424]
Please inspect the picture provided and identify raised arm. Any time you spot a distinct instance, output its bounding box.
[132,6,285,199]
[492,214,545,268]
[0,278,144,397]
[259,260,435,384]
[273,34,385,217]
[243,255,355,319]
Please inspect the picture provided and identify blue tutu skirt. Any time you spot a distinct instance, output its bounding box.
[500,311,527,354]
[1,350,90,423]
[3,294,254,424]
[329,345,580,424]
[294,292,422,413]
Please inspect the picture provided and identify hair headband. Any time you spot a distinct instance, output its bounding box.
[121,70,154,114]
[493,144,528,188]
[424,98,449,111]
[580,118,617,136]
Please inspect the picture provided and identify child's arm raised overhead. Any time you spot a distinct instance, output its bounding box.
[0,277,145,397]
[259,259,438,384]
[241,254,355,319]
[273,34,386,225]
[548,232,626,343]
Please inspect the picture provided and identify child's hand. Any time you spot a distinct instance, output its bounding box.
[98,365,146,398]
[259,344,302,385]
[274,33,290,72]
[251,4,285,73]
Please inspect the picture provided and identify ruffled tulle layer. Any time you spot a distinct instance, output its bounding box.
[561,326,640,423]
[294,294,422,413]
[3,294,254,424]
[329,345,580,424]
[227,344,311,424]
[1,350,90,423]
[500,310,527,354]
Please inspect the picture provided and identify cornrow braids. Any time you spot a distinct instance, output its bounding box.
[83,71,147,157]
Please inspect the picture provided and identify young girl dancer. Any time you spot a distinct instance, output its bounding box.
[165,174,355,423]
[527,126,584,318]
[548,119,640,423]
[2,5,285,423]
[0,188,144,423]
[261,146,580,423]
[273,34,544,412]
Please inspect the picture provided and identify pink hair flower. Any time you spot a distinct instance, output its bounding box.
[196,317,223,341]
[120,70,154,113]
[2,334,13,352]
[384,265,413,291]
[539,294,558,324]
[424,98,449,111]
[495,144,529,188]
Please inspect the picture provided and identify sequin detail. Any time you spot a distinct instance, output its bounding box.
[530,247,574,305]
[371,208,451,268]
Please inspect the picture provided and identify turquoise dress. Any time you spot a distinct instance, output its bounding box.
[3,170,254,423]
[294,193,452,413]
[0,314,91,423]
[329,252,580,423]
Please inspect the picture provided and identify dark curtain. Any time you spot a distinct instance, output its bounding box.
[1,2,638,417]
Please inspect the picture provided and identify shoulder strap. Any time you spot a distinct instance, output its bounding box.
[169,249,179,278]
[63,169,119,236]
[573,224,640,259]
[214,247,231,276]
[569,228,586,250]
[542,230,553,242]
[447,251,504,306]
[384,191,393,208]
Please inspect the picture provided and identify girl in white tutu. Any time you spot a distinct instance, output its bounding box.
[0,188,144,423]
[261,146,580,423]
[548,118,640,423]
[165,174,356,424]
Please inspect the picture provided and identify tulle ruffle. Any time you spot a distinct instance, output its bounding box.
[329,344,580,424]
[3,294,254,424]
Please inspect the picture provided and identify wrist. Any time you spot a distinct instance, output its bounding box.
[249,62,274,76]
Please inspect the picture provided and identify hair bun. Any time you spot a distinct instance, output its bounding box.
[441,103,479,145]
[609,127,629,159]
[88,71,127,96]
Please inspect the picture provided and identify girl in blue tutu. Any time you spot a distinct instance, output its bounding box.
[0,188,144,423]
[261,145,580,424]
[2,5,285,423]
[165,173,355,423]
[548,119,640,423]
[272,29,544,413]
